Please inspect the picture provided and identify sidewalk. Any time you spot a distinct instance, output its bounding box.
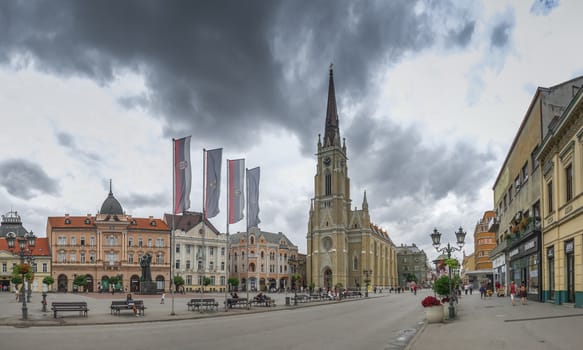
[0,291,377,327]
[408,292,583,350]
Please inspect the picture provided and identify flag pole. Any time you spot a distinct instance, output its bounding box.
[224,158,230,311]
[245,167,250,309]
[202,148,206,300]
[170,138,176,316]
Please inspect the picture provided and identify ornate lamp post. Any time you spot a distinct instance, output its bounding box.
[5,231,37,320]
[430,227,465,320]
[288,256,298,305]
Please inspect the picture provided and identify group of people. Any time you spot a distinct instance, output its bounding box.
[508,280,528,306]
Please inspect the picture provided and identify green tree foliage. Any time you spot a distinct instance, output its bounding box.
[173,275,185,288]
[434,275,451,296]
[43,276,55,286]
[74,274,88,287]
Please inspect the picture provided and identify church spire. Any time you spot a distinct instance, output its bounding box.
[324,63,340,147]
[362,190,368,211]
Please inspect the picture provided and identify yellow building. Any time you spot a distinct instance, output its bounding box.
[47,184,171,293]
[307,67,397,291]
[538,85,583,307]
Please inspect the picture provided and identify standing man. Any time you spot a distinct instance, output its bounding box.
[509,280,517,306]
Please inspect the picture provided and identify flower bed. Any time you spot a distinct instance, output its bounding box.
[421,295,441,307]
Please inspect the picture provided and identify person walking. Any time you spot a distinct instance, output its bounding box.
[509,280,517,306]
[160,292,166,304]
[520,282,527,305]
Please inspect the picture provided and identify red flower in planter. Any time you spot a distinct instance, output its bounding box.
[421,296,442,307]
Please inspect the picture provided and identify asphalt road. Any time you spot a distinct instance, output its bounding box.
[0,291,425,350]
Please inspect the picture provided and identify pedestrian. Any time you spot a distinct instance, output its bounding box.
[479,284,486,299]
[520,282,527,305]
[469,285,473,295]
[509,280,517,306]
[160,292,166,304]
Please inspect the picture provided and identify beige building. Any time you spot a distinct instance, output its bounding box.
[538,83,583,307]
[307,67,398,291]
[0,211,51,293]
[229,228,298,292]
[164,212,227,293]
[47,185,171,293]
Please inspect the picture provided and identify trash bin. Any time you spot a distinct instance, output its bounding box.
[285,297,290,305]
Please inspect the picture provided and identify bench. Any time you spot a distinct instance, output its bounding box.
[111,300,146,316]
[225,298,249,309]
[291,295,310,304]
[343,291,362,299]
[51,301,89,318]
[251,297,275,307]
[187,298,219,312]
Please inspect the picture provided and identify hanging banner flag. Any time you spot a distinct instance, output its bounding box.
[205,148,222,218]
[228,159,245,224]
[173,136,192,214]
[246,166,260,229]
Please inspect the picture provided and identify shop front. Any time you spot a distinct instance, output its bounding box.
[508,234,542,302]
[492,254,507,294]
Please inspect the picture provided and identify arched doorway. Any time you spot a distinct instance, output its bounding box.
[101,275,110,292]
[259,278,266,291]
[130,275,140,293]
[323,268,333,290]
[57,274,68,292]
[155,275,165,292]
[86,275,94,292]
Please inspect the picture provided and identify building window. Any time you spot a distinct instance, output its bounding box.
[90,236,95,246]
[508,187,513,202]
[325,171,332,196]
[175,259,180,269]
[129,253,134,264]
[90,252,95,263]
[353,256,358,270]
[70,236,76,246]
[198,260,203,271]
[548,181,553,212]
[531,145,539,172]
[148,238,153,247]
[209,261,214,271]
[2,263,7,273]
[210,247,214,256]
[221,247,225,256]
[220,276,225,286]
[156,238,164,248]
[80,237,85,246]
[58,236,66,245]
[186,275,192,285]
[138,238,143,247]
[186,245,191,254]
[80,252,86,263]
[566,164,573,202]
[221,261,225,271]
[515,175,521,193]
[42,263,47,272]
[69,253,76,263]
[210,276,215,285]
[156,253,164,265]
[176,244,180,253]
[522,162,529,183]
[186,260,191,269]
[128,237,133,247]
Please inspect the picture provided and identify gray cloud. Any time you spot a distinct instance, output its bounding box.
[0,159,59,199]
[120,193,167,211]
[0,0,478,155]
[530,0,560,16]
[55,131,102,163]
[490,19,514,48]
[446,21,475,48]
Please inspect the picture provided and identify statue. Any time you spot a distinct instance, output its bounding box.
[140,253,152,282]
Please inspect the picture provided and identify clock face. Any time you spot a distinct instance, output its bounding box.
[323,156,331,166]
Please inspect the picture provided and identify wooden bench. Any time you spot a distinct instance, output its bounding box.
[187,298,219,311]
[251,297,275,307]
[111,300,146,316]
[291,295,310,304]
[343,291,362,299]
[225,298,249,309]
[51,301,89,318]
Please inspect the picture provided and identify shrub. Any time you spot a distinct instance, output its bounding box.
[421,295,442,307]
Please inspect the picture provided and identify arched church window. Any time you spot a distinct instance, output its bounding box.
[353,256,358,270]
[250,236,255,245]
[325,171,332,195]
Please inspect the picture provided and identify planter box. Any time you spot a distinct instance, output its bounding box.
[425,305,444,323]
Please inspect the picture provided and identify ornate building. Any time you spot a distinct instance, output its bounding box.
[47,183,171,293]
[396,244,428,288]
[307,67,397,291]
[229,228,298,292]
[164,211,227,293]
[0,211,51,293]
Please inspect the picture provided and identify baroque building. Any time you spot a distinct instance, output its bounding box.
[396,244,428,288]
[47,184,171,293]
[164,211,227,293]
[0,211,51,293]
[229,228,298,292]
[307,67,397,291]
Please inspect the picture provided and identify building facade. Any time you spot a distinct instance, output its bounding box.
[538,83,583,307]
[47,186,171,293]
[396,244,428,288]
[306,67,398,291]
[164,212,227,293]
[474,211,496,270]
[0,211,51,293]
[229,228,298,292]
[491,76,583,302]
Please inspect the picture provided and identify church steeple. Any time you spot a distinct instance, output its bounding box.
[324,63,340,147]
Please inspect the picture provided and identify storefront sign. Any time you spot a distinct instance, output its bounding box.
[509,248,520,258]
[565,240,574,254]
[493,255,505,268]
[523,240,536,252]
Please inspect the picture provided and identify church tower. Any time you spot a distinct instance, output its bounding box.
[307,65,352,290]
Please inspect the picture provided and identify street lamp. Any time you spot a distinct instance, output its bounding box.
[363,269,372,297]
[288,256,299,305]
[5,231,37,320]
[430,227,465,320]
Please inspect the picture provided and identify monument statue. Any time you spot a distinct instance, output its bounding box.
[140,253,152,282]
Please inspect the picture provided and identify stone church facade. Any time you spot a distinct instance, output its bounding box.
[307,67,398,291]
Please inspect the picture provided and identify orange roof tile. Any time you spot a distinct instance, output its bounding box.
[0,237,50,256]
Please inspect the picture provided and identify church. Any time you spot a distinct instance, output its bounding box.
[307,66,398,291]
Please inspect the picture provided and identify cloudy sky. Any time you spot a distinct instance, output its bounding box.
[0,0,580,261]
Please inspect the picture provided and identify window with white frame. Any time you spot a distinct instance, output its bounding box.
[156,253,164,265]
[58,251,66,263]
[148,238,153,247]
[156,238,164,248]
[58,236,66,245]
[42,263,47,272]
[128,237,133,247]
[80,252,86,263]
[90,236,96,246]
[90,252,96,263]
[2,263,6,273]
[129,253,134,264]
[70,236,76,246]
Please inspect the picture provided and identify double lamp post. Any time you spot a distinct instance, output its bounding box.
[430,226,466,320]
[5,231,37,320]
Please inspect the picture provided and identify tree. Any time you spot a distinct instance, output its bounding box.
[173,275,185,292]
[406,273,417,282]
[227,277,239,291]
[43,276,55,286]
[434,275,451,296]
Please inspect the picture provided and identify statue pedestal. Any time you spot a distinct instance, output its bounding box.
[140,281,158,295]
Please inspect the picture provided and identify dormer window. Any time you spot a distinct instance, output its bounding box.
[150,220,156,226]
[64,218,71,224]
[84,218,91,224]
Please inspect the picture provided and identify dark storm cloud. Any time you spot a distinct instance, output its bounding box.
[446,21,475,48]
[530,0,560,16]
[345,115,496,223]
[120,193,166,210]
[55,131,102,163]
[0,159,59,199]
[0,0,477,153]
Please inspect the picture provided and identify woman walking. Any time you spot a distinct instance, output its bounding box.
[509,281,517,306]
[520,282,527,305]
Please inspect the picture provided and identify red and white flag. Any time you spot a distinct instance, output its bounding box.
[173,136,191,214]
[228,159,245,224]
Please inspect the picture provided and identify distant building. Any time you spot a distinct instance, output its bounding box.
[47,183,171,293]
[396,244,428,288]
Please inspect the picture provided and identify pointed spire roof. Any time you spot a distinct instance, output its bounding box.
[324,63,340,146]
[100,179,124,215]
